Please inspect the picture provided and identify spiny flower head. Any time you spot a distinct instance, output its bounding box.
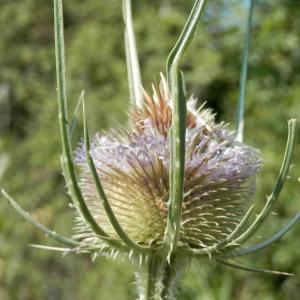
[2,2,297,299]
[74,75,261,253]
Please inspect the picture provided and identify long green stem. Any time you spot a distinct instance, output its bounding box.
[141,253,186,300]
[145,254,165,299]
[123,0,143,107]
[236,0,256,142]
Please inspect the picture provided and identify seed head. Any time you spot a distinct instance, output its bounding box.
[74,76,261,253]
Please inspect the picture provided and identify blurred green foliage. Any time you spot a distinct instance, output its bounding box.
[0,0,299,299]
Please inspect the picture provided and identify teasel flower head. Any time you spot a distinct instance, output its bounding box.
[74,75,261,255]
[2,1,299,300]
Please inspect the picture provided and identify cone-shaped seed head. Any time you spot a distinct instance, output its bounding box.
[74,76,261,252]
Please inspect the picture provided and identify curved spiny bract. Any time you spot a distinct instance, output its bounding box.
[74,77,261,256]
[83,98,150,254]
[1,189,79,248]
[233,119,296,245]
[224,211,300,259]
[54,0,112,242]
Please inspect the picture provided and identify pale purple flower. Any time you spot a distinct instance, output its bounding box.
[74,77,261,251]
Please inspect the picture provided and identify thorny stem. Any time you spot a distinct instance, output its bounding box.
[140,253,188,300]
[145,254,165,300]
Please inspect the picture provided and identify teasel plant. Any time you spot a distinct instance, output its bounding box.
[2,0,300,299]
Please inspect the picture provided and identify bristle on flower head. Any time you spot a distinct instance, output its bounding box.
[74,75,261,252]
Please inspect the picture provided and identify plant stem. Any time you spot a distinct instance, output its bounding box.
[146,254,165,300]
[137,253,189,300]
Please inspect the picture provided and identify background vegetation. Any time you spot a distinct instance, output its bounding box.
[0,0,299,299]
